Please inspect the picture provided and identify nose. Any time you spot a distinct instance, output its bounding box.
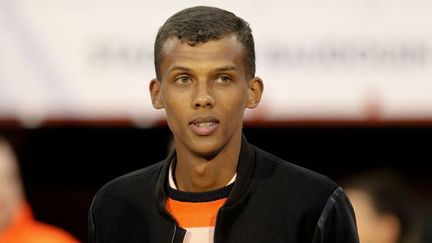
[192,82,215,108]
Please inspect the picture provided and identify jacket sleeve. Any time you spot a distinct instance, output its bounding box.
[312,187,359,243]
[88,198,97,243]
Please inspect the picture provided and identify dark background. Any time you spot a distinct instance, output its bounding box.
[1,124,431,242]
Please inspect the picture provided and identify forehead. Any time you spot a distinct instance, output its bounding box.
[160,35,246,75]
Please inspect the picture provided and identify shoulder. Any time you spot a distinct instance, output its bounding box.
[250,146,358,239]
[313,188,359,242]
[88,160,168,241]
[251,145,340,209]
[253,145,338,191]
[91,160,165,208]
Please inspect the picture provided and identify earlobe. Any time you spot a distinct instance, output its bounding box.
[149,79,164,109]
[247,77,264,109]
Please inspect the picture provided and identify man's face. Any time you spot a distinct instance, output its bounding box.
[150,35,262,157]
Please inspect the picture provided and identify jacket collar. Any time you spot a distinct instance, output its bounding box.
[155,135,255,214]
[224,135,255,207]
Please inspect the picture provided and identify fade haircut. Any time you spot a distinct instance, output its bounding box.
[154,6,255,80]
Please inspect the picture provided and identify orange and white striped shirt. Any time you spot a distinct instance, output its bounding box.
[166,164,236,243]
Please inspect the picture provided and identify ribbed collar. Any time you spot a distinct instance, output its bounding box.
[155,135,255,216]
[165,183,234,202]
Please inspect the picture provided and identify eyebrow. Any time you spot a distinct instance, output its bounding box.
[168,66,191,73]
[215,66,237,72]
[168,65,237,74]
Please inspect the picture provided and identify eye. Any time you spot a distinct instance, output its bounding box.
[215,75,232,84]
[174,76,192,84]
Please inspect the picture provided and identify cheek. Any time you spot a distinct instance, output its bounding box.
[162,94,189,130]
[219,91,248,113]
[218,101,247,132]
[164,104,186,127]
[225,103,245,116]
[162,88,187,113]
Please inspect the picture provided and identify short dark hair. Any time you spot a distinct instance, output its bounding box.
[154,6,255,80]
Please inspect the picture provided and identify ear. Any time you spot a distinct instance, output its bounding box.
[246,77,264,109]
[149,79,164,109]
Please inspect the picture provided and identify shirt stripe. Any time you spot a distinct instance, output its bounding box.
[166,197,227,228]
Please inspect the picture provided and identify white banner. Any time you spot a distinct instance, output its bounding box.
[1,0,431,126]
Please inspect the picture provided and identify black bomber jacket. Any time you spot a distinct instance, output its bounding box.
[89,137,359,243]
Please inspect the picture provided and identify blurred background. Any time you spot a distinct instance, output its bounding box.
[0,0,431,242]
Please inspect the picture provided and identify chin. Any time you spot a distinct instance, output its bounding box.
[188,140,224,159]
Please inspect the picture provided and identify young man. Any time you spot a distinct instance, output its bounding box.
[89,6,359,243]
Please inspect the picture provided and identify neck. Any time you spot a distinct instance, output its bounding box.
[174,135,241,192]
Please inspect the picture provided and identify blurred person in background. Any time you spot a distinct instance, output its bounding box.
[0,136,79,243]
[342,169,422,243]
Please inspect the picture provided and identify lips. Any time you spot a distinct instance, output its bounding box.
[189,116,220,136]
